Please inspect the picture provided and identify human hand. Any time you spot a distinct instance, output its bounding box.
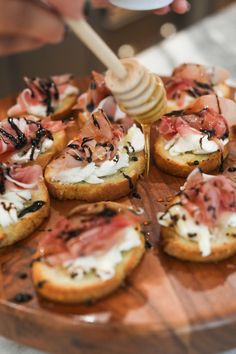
[0,0,66,56]
[153,0,190,14]
[0,0,189,56]
[90,0,190,14]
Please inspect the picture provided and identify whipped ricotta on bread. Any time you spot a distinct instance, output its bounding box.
[165,63,230,111]
[158,169,236,257]
[0,164,44,228]
[8,74,79,117]
[64,226,141,280]
[158,97,230,157]
[37,203,143,281]
[32,202,145,303]
[0,116,65,164]
[47,109,144,184]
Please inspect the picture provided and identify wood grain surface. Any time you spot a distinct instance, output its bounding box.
[1,83,236,354]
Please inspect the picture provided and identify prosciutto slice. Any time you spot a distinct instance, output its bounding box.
[8,74,78,117]
[48,109,124,171]
[0,163,42,193]
[181,169,236,227]
[38,206,141,266]
[0,116,64,159]
[76,71,111,113]
[159,106,228,141]
[165,63,229,107]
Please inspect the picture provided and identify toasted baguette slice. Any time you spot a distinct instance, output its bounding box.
[0,181,50,247]
[161,225,236,262]
[154,135,229,177]
[45,151,145,201]
[51,95,78,120]
[32,202,145,303]
[27,130,67,169]
[160,196,236,262]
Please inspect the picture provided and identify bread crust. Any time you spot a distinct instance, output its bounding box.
[161,225,236,262]
[32,202,145,303]
[160,196,236,262]
[154,135,229,177]
[0,181,50,247]
[44,151,145,201]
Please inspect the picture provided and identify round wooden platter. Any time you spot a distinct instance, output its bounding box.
[1,88,236,354]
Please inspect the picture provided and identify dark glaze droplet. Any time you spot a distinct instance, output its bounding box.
[131,156,138,161]
[17,272,28,280]
[37,280,48,289]
[228,167,236,172]
[18,201,45,218]
[132,191,141,199]
[98,207,118,218]
[86,102,95,112]
[10,293,33,303]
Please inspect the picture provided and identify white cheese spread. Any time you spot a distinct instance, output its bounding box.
[158,203,236,256]
[55,124,144,184]
[0,189,32,228]
[64,226,141,281]
[164,131,228,156]
[11,138,54,163]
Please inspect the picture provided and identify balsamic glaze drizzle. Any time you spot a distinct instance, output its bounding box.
[18,201,45,218]
[228,167,236,172]
[0,117,27,150]
[0,165,5,194]
[10,293,33,304]
[29,123,53,161]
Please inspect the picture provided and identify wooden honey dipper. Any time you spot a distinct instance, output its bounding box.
[65,18,167,174]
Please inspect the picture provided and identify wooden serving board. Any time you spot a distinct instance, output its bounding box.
[1,84,236,354]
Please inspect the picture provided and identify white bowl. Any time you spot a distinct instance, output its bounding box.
[109,0,173,11]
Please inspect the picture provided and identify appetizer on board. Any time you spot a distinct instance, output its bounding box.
[165,63,230,112]
[8,74,79,120]
[0,116,67,169]
[32,202,145,303]
[158,169,236,262]
[45,109,145,201]
[154,94,236,177]
[0,163,49,247]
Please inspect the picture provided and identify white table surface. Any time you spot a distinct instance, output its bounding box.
[1,3,236,354]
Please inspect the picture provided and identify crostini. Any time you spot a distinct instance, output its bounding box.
[75,71,134,129]
[158,168,236,262]
[32,202,145,303]
[45,109,145,201]
[165,63,230,112]
[8,74,79,120]
[0,163,50,247]
[0,116,67,169]
[154,95,236,177]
